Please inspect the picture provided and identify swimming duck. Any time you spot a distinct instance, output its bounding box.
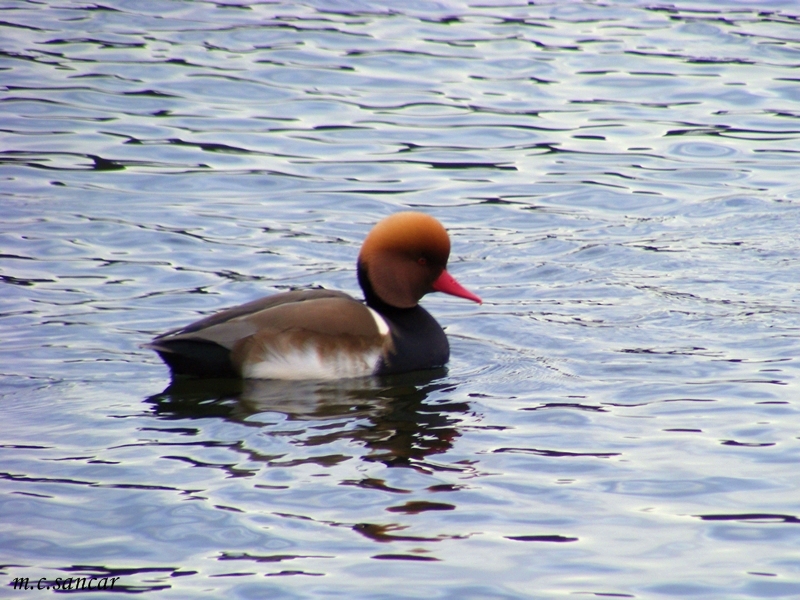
[147,212,481,379]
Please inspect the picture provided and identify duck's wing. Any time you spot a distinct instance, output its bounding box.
[151,289,353,340]
[146,289,392,379]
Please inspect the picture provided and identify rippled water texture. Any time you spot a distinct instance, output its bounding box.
[2,1,800,598]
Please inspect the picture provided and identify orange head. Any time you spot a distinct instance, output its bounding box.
[357,212,481,309]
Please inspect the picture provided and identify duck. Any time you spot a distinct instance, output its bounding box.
[146,212,481,380]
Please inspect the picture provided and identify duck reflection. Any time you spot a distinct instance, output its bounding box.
[145,370,469,469]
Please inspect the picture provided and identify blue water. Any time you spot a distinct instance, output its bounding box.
[2,1,800,598]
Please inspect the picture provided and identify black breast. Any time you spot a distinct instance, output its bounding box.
[377,305,450,375]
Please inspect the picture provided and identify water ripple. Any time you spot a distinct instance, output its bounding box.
[3,1,800,598]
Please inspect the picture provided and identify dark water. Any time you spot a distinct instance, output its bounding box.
[2,1,800,597]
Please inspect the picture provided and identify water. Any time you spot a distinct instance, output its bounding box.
[2,0,800,597]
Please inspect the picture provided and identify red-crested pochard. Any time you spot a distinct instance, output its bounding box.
[147,212,481,379]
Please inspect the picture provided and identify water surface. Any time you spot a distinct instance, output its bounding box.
[2,1,800,598]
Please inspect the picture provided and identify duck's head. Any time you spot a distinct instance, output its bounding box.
[357,212,481,309]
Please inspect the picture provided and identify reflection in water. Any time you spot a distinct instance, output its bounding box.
[145,369,468,469]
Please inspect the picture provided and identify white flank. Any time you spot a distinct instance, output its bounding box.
[242,345,382,380]
[367,307,390,336]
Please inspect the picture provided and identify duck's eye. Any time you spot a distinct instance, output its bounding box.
[417,257,427,266]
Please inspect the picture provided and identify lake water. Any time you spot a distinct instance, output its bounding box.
[2,0,800,597]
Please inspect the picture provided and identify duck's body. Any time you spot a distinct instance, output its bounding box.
[147,212,480,380]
